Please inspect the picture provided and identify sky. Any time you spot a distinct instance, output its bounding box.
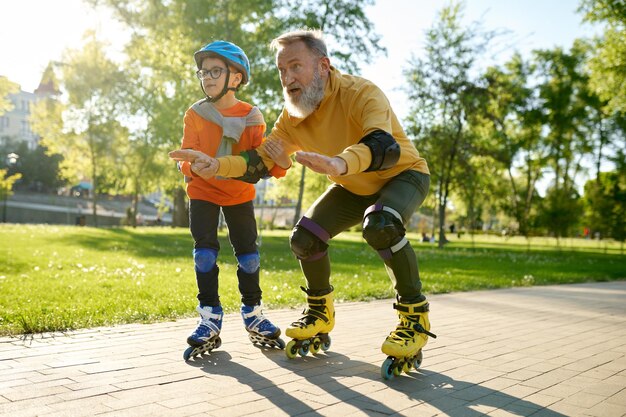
[1,0,599,107]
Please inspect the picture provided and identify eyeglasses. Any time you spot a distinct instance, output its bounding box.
[196,67,226,80]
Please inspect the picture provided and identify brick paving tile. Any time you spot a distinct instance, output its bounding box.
[0,281,624,417]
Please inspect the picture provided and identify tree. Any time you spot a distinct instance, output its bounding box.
[0,141,63,192]
[281,0,385,74]
[0,76,19,116]
[31,32,127,226]
[0,168,21,222]
[470,54,547,238]
[93,0,386,226]
[579,0,626,114]
[538,186,584,240]
[532,43,598,237]
[583,150,626,251]
[403,2,494,248]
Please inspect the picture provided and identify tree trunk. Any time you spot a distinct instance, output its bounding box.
[293,164,306,227]
[172,187,188,227]
[438,202,447,248]
[90,141,98,227]
[131,191,139,228]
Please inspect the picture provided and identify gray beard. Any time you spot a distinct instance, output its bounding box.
[284,70,325,119]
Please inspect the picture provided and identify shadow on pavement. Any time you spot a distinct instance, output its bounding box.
[184,347,324,416]
[263,348,567,416]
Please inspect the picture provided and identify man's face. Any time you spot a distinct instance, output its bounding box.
[276,41,327,118]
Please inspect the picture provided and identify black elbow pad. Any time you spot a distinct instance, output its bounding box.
[234,149,270,184]
[359,130,400,171]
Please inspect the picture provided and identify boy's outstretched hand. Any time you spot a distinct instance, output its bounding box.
[169,149,219,180]
[295,152,347,176]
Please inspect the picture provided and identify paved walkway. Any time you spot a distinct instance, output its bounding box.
[1,281,625,417]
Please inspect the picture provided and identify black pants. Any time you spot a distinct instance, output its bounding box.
[189,199,262,306]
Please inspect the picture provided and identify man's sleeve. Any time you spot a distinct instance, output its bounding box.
[216,109,296,178]
[335,85,395,175]
[216,141,290,179]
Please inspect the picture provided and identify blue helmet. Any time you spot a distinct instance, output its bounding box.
[194,40,250,85]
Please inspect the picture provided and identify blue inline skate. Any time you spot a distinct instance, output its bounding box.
[183,305,223,361]
[241,303,285,349]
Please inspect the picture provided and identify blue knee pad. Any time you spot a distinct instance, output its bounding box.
[193,248,218,273]
[237,252,260,274]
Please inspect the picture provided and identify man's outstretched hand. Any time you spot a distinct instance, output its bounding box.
[169,149,219,180]
[295,152,347,176]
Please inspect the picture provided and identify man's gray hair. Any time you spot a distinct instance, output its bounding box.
[270,29,328,58]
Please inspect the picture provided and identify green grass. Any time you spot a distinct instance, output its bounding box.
[0,224,624,336]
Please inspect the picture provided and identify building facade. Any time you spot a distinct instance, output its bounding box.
[0,68,58,150]
[0,89,39,149]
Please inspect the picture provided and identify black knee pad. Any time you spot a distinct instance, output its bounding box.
[362,204,407,259]
[290,217,330,261]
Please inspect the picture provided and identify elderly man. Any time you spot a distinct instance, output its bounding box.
[170,29,435,378]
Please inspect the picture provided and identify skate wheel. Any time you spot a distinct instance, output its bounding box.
[393,362,402,377]
[320,336,331,351]
[413,350,423,369]
[310,337,321,354]
[381,357,396,380]
[276,338,286,350]
[183,346,194,361]
[286,340,298,359]
[214,337,222,350]
[402,360,413,374]
[298,340,310,357]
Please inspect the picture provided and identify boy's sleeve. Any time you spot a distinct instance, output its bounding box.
[178,110,200,178]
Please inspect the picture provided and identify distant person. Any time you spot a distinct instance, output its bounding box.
[422,232,430,242]
[170,30,436,376]
[173,41,291,356]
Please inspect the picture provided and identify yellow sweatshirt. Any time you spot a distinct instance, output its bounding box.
[216,67,429,196]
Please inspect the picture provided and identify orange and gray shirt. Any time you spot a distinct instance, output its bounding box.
[178,99,284,206]
[215,67,429,196]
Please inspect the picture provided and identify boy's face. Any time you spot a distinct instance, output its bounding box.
[200,57,242,95]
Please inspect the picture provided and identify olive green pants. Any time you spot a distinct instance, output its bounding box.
[296,170,430,304]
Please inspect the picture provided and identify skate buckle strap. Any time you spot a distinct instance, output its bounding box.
[393,302,429,313]
[306,297,326,306]
[197,306,223,321]
[247,315,266,331]
[412,322,437,339]
[303,307,330,324]
[242,305,262,319]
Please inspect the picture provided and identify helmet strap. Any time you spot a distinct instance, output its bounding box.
[202,67,235,103]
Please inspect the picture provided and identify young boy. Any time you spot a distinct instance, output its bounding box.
[176,41,290,353]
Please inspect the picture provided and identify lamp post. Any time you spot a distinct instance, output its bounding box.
[2,153,20,223]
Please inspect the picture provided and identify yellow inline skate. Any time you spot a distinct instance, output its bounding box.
[380,301,436,379]
[285,287,335,358]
